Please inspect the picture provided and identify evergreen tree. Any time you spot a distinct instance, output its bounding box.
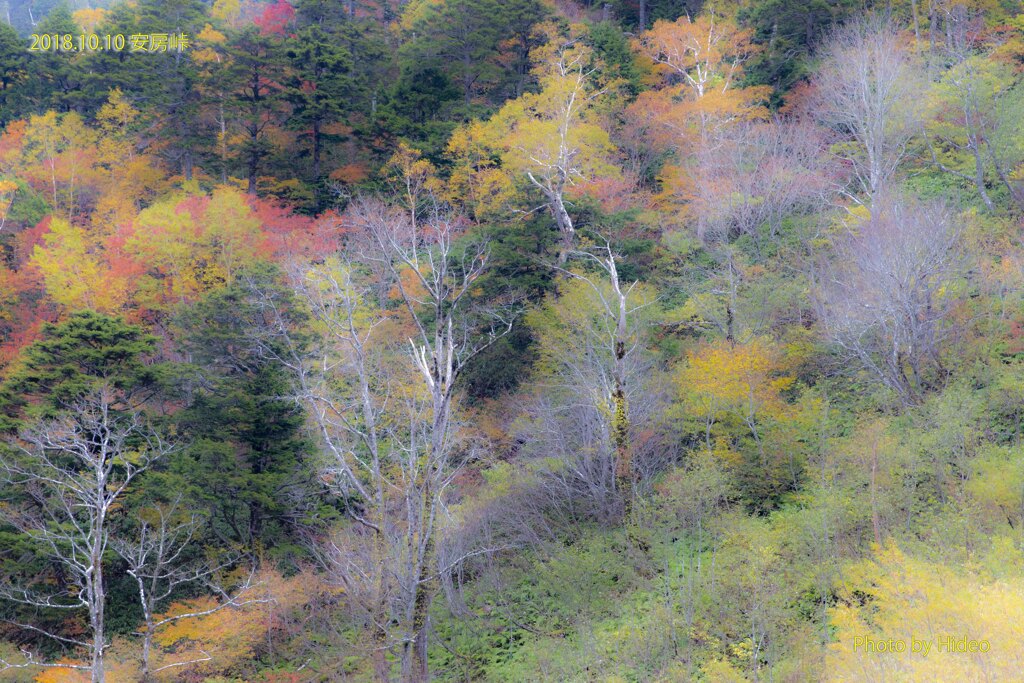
[0,21,28,123]
[285,20,354,196]
[0,311,161,429]
[171,267,325,562]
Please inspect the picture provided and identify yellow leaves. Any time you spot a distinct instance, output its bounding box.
[450,21,618,218]
[398,0,445,33]
[527,274,656,379]
[22,112,95,164]
[698,657,749,682]
[0,178,16,227]
[828,540,1024,681]
[196,23,226,45]
[210,0,241,27]
[677,337,795,426]
[14,107,166,228]
[383,143,444,209]
[491,74,618,184]
[125,186,262,306]
[21,111,100,220]
[304,259,399,360]
[445,121,516,217]
[192,24,228,65]
[71,7,106,33]
[30,218,130,313]
[34,662,89,682]
[964,445,1024,524]
[204,185,263,279]
[127,195,198,300]
[96,89,139,136]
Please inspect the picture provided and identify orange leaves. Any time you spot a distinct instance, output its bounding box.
[633,14,761,97]
[253,197,333,261]
[33,662,89,682]
[330,161,370,184]
[6,104,166,229]
[0,119,27,169]
[151,570,318,678]
[32,651,138,682]
[23,571,321,682]
[26,183,281,318]
[629,12,772,216]
[20,112,100,222]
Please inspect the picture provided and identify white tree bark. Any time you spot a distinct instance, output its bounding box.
[0,388,175,682]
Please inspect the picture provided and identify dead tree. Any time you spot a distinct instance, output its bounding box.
[813,15,926,202]
[816,194,965,405]
[112,497,262,681]
[0,388,175,683]
[271,197,512,682]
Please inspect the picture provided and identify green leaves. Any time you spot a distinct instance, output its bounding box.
[1,311,160,424]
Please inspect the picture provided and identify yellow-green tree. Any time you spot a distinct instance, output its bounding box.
[464,23,618,260]
[30,218,132,313]
[829,540,1024,681]
[20,111,99,222]
[125,187,263,308]
[676,337,814,509]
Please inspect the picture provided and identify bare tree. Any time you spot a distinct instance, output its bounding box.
[357,199,513,681]
[515,242,663,524]
[270,197,512,682]
[676,244,759,344]
[112,498,262,681]
[813,15,926,201]
[557,243,650,510]
[690,118,836,245]
[815,193,966,405]
[0,388,175,683]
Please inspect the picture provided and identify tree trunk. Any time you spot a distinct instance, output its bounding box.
[550,192,574,264]
[90,463,106,683]
[182,148,193,183]
[408,535,434,683]
[612,321,630,512]
[970,141,994,212]
[911,0,921,49]
[141,619,154,682]
[371,527,391,682]
[248,151,259,195]
[870,439,882,546]
[90,531,105,683]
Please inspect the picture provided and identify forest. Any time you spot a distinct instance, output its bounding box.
[0,0,1024,680]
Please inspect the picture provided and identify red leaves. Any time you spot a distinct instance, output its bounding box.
[254,0,295,36]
